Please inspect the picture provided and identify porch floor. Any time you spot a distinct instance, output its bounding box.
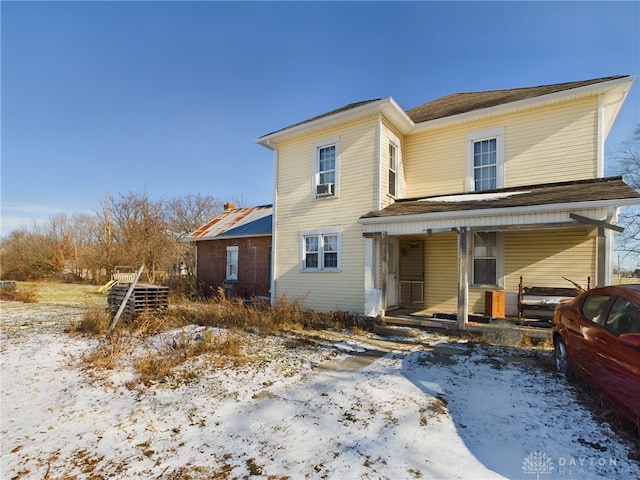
[383,307,552,341]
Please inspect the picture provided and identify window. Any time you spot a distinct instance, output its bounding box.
[471,232,502,286]
[301,227,341,271]
[581,295,611,324]
[314,138,339,199]
[388,143,397,197]
[226,246,238,281]
[467,128,504,192]
[604,297,640,335]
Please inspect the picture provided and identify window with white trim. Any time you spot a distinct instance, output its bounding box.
[471,232,503,286]
[467,128,504,192]
[226,246,238,281]
[301,228,341,271]
[314,139,339,199]
[388,143,398,197]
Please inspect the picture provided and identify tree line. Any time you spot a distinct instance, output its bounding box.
[2,127,638,283]
[0,192,235,284]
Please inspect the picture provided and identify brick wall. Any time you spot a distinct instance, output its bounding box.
[195,236,271,298]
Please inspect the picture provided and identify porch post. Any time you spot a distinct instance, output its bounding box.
[381,232,388,313]
[457,227,469,329]
[596,226,613,287]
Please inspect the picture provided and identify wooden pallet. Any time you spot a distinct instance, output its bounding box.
[108,284,169,318]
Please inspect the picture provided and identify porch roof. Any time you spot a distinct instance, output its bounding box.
[359,177,640,232]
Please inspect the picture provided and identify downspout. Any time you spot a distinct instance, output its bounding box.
[376,113,382,210]
[270,149,278,305]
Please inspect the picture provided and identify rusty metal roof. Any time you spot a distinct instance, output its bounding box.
[186,205,272,241]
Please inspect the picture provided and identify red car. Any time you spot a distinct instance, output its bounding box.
[552,284,640,425]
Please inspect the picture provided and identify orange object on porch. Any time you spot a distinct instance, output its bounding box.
[485,290,505,318]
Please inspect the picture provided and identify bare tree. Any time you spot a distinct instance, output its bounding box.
[164,194,224,275]
[611,125,640,270]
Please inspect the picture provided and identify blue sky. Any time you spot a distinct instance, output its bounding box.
[2,1,639,237]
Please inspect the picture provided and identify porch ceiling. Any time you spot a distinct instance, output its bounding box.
[359,177,640,235]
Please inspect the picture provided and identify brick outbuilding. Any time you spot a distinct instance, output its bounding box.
[186,204,272,300]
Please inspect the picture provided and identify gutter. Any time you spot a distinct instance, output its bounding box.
[358,197,640,225]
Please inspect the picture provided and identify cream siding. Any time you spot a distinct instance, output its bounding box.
[379,119,407,208]
[504,228,595,291]
[404,97,599,198]
[274,117,379,313]
[423,233,458,313]
[409,228,595,316]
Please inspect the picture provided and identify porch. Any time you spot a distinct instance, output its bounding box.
[382,306,553,341]
[359,177,640,329]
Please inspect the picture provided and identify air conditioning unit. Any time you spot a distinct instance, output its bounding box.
[316,183,334,197]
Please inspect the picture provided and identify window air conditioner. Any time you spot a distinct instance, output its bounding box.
[316,183,334,197]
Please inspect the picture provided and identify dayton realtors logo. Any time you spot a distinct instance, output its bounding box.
[522,451,555,480]
[522,451,628,478]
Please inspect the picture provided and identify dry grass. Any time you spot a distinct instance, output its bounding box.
[0,285,38,303]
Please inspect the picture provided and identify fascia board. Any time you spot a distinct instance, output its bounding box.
[410,76,635,134]
[257,97,413,149]
[187,233,272,242]
[358,197,640,225]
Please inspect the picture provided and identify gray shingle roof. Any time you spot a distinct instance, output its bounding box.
[360,177,640,219]
[405,76,628,123]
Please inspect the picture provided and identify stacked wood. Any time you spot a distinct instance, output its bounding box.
[107,284,169,319]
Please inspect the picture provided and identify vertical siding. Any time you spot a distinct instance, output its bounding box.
[274,117,379,313]
[405,96,599,198]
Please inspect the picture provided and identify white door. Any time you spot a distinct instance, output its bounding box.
[387,237,399,309]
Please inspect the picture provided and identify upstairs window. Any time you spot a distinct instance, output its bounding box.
[388,143,397,197]
[467,128,504,192]
[301,228,341,271]
[314,138,339,199]
[473,139,497,191]
[226,246,238,281]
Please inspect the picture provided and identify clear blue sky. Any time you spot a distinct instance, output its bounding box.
[2,1,639,237]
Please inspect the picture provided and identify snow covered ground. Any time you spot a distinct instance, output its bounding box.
[1,301,639,479]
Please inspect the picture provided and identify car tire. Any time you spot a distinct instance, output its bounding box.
[554,337,574,381]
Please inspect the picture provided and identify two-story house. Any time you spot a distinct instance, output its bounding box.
[257,75,640,327]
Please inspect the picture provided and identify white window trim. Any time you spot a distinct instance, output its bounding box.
[466,127,505,192]
[300,226,342,272]
[470,231,504,288]
[312,137,340,200]
[226,246,239,281]
[388,140,399,198]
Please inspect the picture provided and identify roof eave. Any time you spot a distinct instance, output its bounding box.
[358,197,640,225]
[410,75,635,134]
[256,97,414,149]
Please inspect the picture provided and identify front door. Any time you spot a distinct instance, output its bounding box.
[386,237,399,309]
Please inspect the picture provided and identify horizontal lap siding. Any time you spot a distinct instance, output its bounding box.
[380,120,407,208]
[505,98,597,185]
[275,118,379,313]
[406,128,466,197]
[423,233,458,313]
[421,229,595,316]
[504,228,595,291]
[404,97,598,197]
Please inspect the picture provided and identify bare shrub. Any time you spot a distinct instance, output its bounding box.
[133,330,247,386]
[0,285,38,303]
[75,307,111,335]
